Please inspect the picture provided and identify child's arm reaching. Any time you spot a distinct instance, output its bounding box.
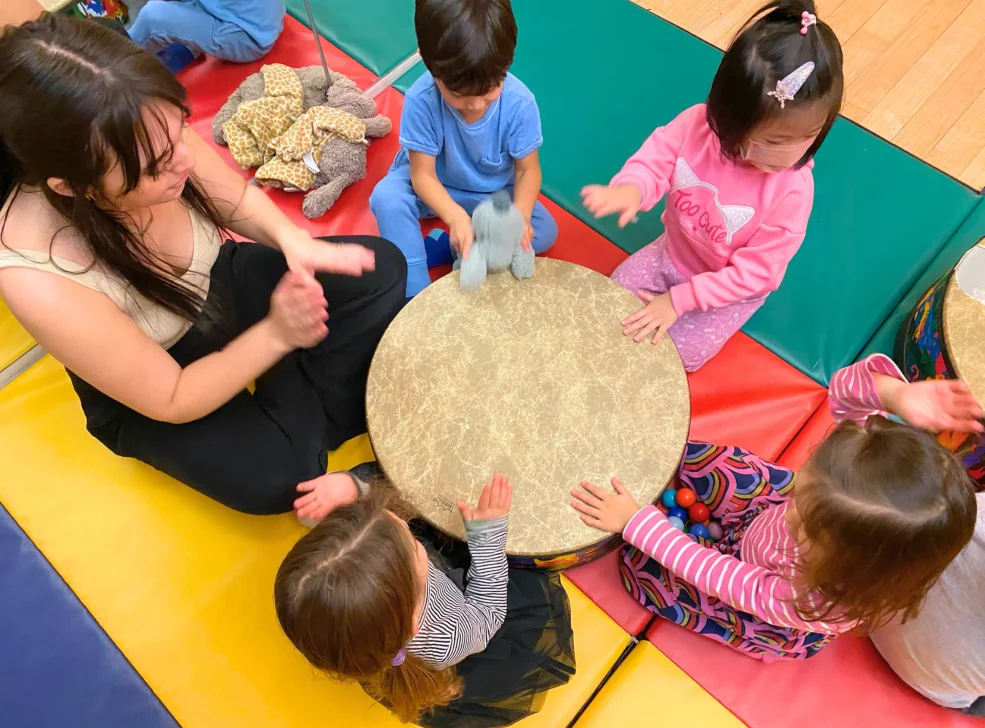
[411,475,512,668]
[582,105,702,228]
[829,355,983,432]
[570,479,847,635]
[513,151,541,251]
[409,151,475,258]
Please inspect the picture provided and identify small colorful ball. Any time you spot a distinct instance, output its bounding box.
[707,521,724,541]
[675,488,696,508]
[667,516,685,531]
[690,523,710,540]
[667,506,688,522]
[688,503,710,524]
[661,489,678,508]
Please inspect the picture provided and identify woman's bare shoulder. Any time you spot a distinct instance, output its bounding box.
[0,187,90,263]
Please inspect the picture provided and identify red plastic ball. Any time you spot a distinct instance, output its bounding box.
[675,488,696,508]
[688,503,710,524]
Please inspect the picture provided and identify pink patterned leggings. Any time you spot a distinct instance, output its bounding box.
[611,235,765,371]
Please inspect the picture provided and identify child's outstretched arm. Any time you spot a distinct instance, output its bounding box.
[582,105,702,227]
[571,478,848,635]
[830,355,984,432]
[413,475,512,668]
[513,151,541,251]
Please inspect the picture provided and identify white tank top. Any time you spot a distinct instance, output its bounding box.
[0,208,222,349]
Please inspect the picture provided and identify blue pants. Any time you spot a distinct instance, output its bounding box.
[370,168,558,298]
[129,0,275,63]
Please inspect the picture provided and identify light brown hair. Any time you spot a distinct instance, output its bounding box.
[794,416,976,631]
[274,488,461,723]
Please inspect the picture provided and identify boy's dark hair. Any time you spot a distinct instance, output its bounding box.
[706,0,843,167]
[415,0,517,95]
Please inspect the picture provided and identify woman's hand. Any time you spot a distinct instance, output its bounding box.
[458,473,513,523]
[581,184,642,228]
[881,376,984,433]
[570,478,641,533]
[268,271,329,350]
[621,291,679,344]
[279,229,376,278]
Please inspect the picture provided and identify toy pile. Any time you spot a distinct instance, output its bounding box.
[658,486,723,542]
[212,64,391,219]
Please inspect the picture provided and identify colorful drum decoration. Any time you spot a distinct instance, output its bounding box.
[367,259,690,571]
[897,240,985,486]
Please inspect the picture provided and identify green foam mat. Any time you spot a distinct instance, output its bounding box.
[863,199,985,359]
[285,0,416,77]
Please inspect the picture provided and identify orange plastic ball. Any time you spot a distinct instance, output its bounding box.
[675,488,696,508]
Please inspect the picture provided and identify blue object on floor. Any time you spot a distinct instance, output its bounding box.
[157,43,197,74]
[425,228,455,268]
[0,504,178,728]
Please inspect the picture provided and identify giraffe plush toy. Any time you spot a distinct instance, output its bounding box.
[212,65,391,219]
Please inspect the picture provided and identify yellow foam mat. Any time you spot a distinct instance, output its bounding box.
[0,356,629,727]
[0,298,34,370]
[574,640,746,727]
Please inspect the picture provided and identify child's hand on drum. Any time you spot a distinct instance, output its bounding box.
[571,478,641,533]
[458,473,513,523]
[879,375,985,433]
[622,291,679,345]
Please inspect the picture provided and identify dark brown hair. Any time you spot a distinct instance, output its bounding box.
[0,14,226,322]
[415,0,517,95]
[794,416,976,631]
[706,0,843,167]
[274,487,461,723]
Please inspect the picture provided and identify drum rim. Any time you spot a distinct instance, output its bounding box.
[365,259,691,558]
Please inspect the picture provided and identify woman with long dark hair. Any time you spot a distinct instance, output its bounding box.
[0,14,407,517]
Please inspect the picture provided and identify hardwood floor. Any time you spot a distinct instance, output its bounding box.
[632,0,985,190]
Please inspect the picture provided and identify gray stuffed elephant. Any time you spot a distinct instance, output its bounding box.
[454,191,535,291]
[211,65,392,219]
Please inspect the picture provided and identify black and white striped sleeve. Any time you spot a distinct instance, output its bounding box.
[405,516,509,668]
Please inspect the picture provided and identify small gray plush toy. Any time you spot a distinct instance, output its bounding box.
[454,191,535,291]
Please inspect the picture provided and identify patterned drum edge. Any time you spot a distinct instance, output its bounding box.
[897,266,985,486]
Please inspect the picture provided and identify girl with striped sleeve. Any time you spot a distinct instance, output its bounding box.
[275,474,574,727]
[571,355,982,660]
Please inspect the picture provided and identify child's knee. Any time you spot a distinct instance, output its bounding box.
[369,174,416,218]
[531,206,558,253]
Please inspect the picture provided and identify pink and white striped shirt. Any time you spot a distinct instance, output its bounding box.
[622,354,907,634]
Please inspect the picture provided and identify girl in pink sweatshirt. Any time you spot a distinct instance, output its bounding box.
[571,357,984,660]
[583,1,844,370]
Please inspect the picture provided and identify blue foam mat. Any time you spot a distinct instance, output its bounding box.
[0,504,178,728]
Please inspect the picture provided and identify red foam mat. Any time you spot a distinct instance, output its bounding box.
[646,620,979,728]
[777,398,836,470]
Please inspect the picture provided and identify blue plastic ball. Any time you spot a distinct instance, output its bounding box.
[690,523,711,540]
[661,489,678,508]
[667,506,688,522]
[667,516,685,531]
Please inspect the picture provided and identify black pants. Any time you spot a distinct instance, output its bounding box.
[69,237,406,515]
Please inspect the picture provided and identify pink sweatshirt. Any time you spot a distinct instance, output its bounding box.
[622,354,907,636]
[610,104,814,314]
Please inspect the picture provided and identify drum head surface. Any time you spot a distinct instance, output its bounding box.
[367,259,690,557]
[946,240,985,405]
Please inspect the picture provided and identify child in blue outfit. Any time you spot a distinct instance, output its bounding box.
[370,0,558,298]
[129,0,285,63]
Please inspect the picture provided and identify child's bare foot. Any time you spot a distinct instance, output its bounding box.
[294,472,360,526]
